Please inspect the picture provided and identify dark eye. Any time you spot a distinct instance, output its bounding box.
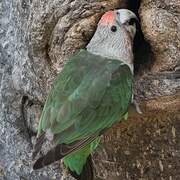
[111,25,117,32]
[129,18,138,26]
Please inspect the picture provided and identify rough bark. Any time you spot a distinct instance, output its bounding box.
[0,0,179,180]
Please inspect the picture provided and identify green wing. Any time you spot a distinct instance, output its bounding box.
[33,49,133,169]
[38,49,133,143]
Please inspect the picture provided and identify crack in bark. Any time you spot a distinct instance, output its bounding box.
[20,96,37,147]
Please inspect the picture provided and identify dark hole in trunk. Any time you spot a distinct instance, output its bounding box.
[126,0,154,74]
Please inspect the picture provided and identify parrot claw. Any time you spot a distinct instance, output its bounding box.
[132,100,142,114]
[60,160,69,180]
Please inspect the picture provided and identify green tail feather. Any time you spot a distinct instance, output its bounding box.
[64,138,100,175]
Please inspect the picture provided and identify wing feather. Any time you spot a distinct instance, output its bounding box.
[33,50,133,167]
[33,135,97,169]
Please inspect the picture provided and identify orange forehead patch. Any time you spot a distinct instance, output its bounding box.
[99,11,115,26]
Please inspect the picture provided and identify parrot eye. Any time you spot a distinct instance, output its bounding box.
[111,25,117,32]
[129,18,138,26]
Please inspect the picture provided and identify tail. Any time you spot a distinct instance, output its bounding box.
[69,155,94,180]
[63,138,100,180]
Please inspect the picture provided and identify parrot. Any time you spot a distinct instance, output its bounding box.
[32,9,139,180]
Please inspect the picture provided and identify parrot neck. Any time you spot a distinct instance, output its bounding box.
[86,27,134,73]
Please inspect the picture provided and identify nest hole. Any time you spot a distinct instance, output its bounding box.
[127,0,154,74]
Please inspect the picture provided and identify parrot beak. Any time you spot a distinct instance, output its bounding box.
[115,9,139,26]
[115,9,140,38]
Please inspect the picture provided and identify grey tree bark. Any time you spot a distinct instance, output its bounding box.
[0,0,179,180]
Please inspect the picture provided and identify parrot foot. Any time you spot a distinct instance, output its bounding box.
[60,160,69,180]
[132,100,142,114]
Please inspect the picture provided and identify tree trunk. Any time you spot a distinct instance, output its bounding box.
[0,0,179,180]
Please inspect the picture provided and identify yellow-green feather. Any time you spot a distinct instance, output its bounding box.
[64,138,100,175]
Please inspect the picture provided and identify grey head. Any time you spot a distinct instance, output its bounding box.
[87,9,138,72]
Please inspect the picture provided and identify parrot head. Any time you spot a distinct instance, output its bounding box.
[87,9,139,72]
[98,9,138,39]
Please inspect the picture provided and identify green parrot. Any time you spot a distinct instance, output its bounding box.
[33,9,139,180]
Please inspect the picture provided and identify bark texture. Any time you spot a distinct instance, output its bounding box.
[0,0,179,180]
